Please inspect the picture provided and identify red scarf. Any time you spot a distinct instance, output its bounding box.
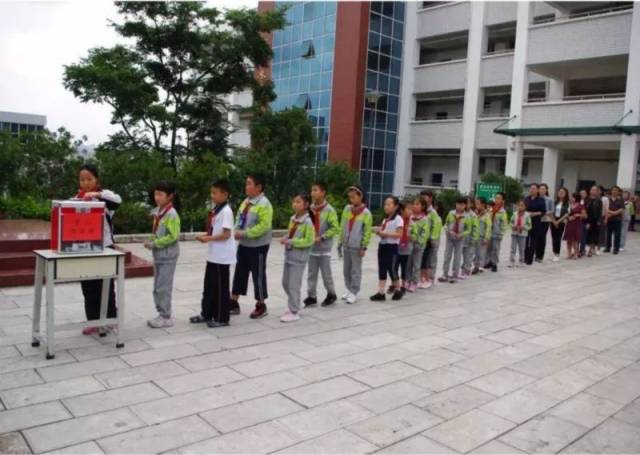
[312,201,327,234]
[289,216,304,239]
[516,212,524,228]
[491,202,503,222]
[347,204,366,237]
[206,202,227,235]
[400,215,410,246]
[453,214,464,234]
[238,200,253,229]
[152,203,173,234]
[76,186,102,199]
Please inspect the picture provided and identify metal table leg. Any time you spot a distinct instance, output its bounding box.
[116,255,125,349]
[45,261,55,359]
[98,277,110,338]
[31,256,43,347]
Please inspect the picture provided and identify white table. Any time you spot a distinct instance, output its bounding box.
[31,249,126,359]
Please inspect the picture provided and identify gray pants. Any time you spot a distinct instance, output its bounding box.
[442,237,463,278]
[510,235,526,264]
[425,239,440,272]
[153,260,177,318]
[283,262,306,313]
[307,255,335,298]
[474,241,487,268]
[462,240,476,273]
[489,237,502,265]
[621,219,630,249]
[343,248,363,295]
[408,246,424,284]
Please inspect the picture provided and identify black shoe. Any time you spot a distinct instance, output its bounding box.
[207,320,229,328]
[471,267,479,275]
[386,285,395,294]
[370,292,386,301]
[250,302,268,319]
[304,296,317,307]
[604,249,611,253]
[321,293,337,307]
[485,262,494,269]
[400,287,407,295]
[613,250,619,255]
[189,315,211,324]
[391,290,403,301]
[491,265,498,272]
[229,300,241,315]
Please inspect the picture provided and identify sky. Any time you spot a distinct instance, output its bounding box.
[0,0,258,145]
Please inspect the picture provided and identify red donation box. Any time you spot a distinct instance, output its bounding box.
[50,200,105,253]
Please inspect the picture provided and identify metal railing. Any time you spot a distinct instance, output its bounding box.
[568,4,633,19]
[483,48,515,57]
[562,93,626,101]
[413,114,463,121]
[479,109,510,118]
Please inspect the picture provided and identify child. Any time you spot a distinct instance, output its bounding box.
[304,182,340,307]
[472,197,492,274]
[280,192,315,322]
[420,191,442,289]
[487,192,509,272]
[406,197,430,292]
[509,200,532,267]
[231,173,274,319]
[191,179,236,328]
[74,164,122,335]
[338,185,373,304]
[144,182,180,328]
[393,200,413,294]
[371,196,404,301]
[460,197,478,279]
[439,197,469,283]
[565,192,586,259]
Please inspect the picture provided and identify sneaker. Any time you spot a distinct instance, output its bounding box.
[595,249,602,256]
[346,293,357,304]
[458,272,468,280]
[280,311,300,323]
[535,258,543,263]
[448,277,457,284]
[391,290,403,301]
[250,302,268,319]
[147,316,174,328]
[438,276,449,283]
[370,292,386,301]
[421,280,433,290]
[406,283,417,293]
[491,265,498,272]
[303,296,317,307]
[604,248,611,253]
[321,293,337,307]
[229,300,241,315]
[207,320,229,328]
[82,326,99,336]
[341,292,351,300]
[552,255,560,262]
[471,267,480,275]
[613,250,619,255]
[386,285,395,295]
[478,267,485,273]
[620,248,625,252]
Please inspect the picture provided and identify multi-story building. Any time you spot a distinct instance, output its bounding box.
[0,111,46,134]
[395,1,640,195]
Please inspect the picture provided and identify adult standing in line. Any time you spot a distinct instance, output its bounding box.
[585,185,603,257]
[550,187,570,262]
[578,189,589,256]
[230,173,274,319]
[605,185,625,255]
[539,183,554,261]
[598,186,609,255]
[524,183,546,265]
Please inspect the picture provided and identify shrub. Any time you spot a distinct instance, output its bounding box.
[0,196,51,220]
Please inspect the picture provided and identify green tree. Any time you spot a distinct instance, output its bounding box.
[63,2,286,171]
[480,172,523,208]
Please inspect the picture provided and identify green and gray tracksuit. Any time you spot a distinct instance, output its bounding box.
[442,210,470,278]
[474,211,492,268]
[462,211,479,274]
[488,207,509,265]
[510,211,532,264]
[150,205,181,318]
[423,207,442,271]
[408,213,430,284]
[308,201,340,299]
[338,204,373,295]
[283,213,315,313]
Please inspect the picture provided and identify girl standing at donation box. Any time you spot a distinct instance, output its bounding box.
[74,164,122,335]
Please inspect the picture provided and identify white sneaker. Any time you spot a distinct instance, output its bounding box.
[595,249,602,256]
[147,316,174,328]
[341,292,351,300]
[280,311,300,323]
[346,293,357,304]
[620,248,625,252]
[552,255,559,262]
[508,263,516,268]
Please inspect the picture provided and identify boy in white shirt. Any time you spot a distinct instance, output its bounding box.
[191,179,237,328]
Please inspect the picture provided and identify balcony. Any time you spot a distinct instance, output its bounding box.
[416,2,470,39]
[477,118,509,149]
[521,98,625,129]
[528,8,633,65]
[480,53,514,88]
[414,60,467,92]
[485,2,517,26]
[409,119,462,149]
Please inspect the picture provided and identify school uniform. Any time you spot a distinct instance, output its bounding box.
[461,211,478,275]
[396,216,412,285]
[200,203,236,323]
[307,201,340,300]
[473,211,492,270]
[283,214,315,314]
[421,207,442,272]
[150,205,180,319]
[75,189,121,321]
[407,213,430,285]
[232,194,273,307]
[488,206,509,267]
[339,204,373,296]
[510,211,532,265]
[378,214,404,282]
[442,210,469,279]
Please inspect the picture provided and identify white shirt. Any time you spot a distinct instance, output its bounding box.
[207,205,237,265]
[380,214,404,245]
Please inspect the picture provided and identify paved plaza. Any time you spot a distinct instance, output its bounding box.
[1,235,639,454]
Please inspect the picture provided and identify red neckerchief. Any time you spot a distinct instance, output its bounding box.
[206,202,228,235]
[516,212,524,228]
[491,202,503,222]
[289,215,305,239]
[238,199,254,229]
[76,186,102,199]
[453,213,464,234]
[400,215,410,246]
[347,204,366,235]
[312,201,327,234]
[152,203,173,234]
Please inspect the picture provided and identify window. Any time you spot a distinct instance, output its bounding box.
[486,23,516,54]
[419,32,468,64]
[300,40,315,58]
[431,173,444,186]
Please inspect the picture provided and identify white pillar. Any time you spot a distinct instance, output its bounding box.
[505,1,533,181]
[548,78,564,101]
[541,147,562,196]
[393,1,418,195]
[617,4,640,192]
[457,1,486,194]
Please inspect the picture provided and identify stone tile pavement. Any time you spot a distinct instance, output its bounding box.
[1,234,639,454]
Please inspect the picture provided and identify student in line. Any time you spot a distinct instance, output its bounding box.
[191,179,236,328]
[472,197,491,274]
[406,196,430,292]
[144,181,181,328]
[280,192,315,323]
[605,185,625,255]
[394,200,414,295]
[460,197,478,280]
[509,200,532,268]
[371,196,404,301]
[564,192,586,259]
[585,185,603,257]
[338,185,373,304]
[550,187,570,262]
[439,197,469,283]
[304,182,340,307]
[74,164,122,335]
[486,192,509,272]
[231,173,274,319]
[419,191,442,289]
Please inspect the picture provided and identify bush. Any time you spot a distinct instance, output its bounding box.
[0,196,51,220]
[479,172,523,210]
[434,188,465,218]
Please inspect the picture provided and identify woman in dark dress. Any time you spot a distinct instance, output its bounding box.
[564,192,586,259]
[585,185,602,257]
